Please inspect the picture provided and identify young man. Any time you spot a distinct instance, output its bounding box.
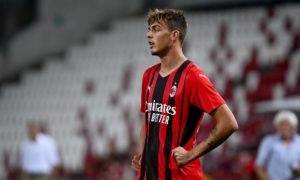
[131,9,238,179]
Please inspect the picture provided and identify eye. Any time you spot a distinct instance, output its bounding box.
[153,26,160,31]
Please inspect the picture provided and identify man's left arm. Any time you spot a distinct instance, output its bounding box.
[292,168,300,177]
[292,159,300,177]
[172,104,238,166]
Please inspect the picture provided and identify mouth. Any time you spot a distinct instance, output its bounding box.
[148,41,154,48]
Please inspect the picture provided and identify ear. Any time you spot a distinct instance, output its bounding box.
[171,30,180,41]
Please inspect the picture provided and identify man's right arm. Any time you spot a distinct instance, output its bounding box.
[131,118,146,171]
[255,166,269,180]
[255,137,271,180]
[139,119,146,152]
[132,68,150,171]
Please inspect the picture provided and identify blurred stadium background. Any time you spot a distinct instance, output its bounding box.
[1,0,300,179]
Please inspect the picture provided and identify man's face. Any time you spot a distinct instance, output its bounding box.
[147,20,173,56]
[276,119,294,139]
[28,124,40,140]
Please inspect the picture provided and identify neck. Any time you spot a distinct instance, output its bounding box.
[159,46,186,76]
[30,135,37,141]
[281,134,293,143]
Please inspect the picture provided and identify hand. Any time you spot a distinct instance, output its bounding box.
[131,154,141,171]
[172,146,194,166]
[292,167,300,176]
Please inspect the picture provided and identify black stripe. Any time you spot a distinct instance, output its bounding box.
[177,65,194,146]
[164,60,191,180]
[140,65,160,180]
[146,75,168,180]
[179,105,203,146]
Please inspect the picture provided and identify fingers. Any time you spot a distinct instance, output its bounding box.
[172,147,187,166]
[131,154,141,171]
[172,146,184,157]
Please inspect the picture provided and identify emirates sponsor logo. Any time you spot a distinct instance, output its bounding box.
[145,100,176,116]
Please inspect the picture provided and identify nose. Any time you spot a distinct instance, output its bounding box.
[147,30,152,39]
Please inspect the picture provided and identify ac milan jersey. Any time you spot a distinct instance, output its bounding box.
[137,60,225,180]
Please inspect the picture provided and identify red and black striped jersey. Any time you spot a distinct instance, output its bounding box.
[137,60,225,180]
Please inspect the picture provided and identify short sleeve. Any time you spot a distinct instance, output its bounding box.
[187,68,225,113]
[255,136,272,167]
[140,69,150,112]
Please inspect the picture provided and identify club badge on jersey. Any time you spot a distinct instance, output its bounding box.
[169,84,177,98]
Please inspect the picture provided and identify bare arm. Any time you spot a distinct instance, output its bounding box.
[292,167,300,177]
[255,166,269,180]
[195,104,238,157]
[139,119,146,153]
[131,117,146,171]
[172,104,238,165]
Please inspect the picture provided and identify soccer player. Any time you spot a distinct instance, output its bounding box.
[131,9,239,179]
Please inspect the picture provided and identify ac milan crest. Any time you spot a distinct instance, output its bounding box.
[170,85,177,97]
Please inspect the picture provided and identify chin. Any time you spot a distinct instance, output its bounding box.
[150,50,159,56]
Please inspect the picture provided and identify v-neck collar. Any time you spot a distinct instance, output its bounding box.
[158,60,190,78]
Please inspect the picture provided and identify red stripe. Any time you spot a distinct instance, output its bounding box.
[146,67,160,134]
[145,67,160,180]
[137,64,160,180]
[144,64,160,140]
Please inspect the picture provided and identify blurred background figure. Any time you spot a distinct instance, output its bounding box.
[255,111,300,180]
[20,122,60,180]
